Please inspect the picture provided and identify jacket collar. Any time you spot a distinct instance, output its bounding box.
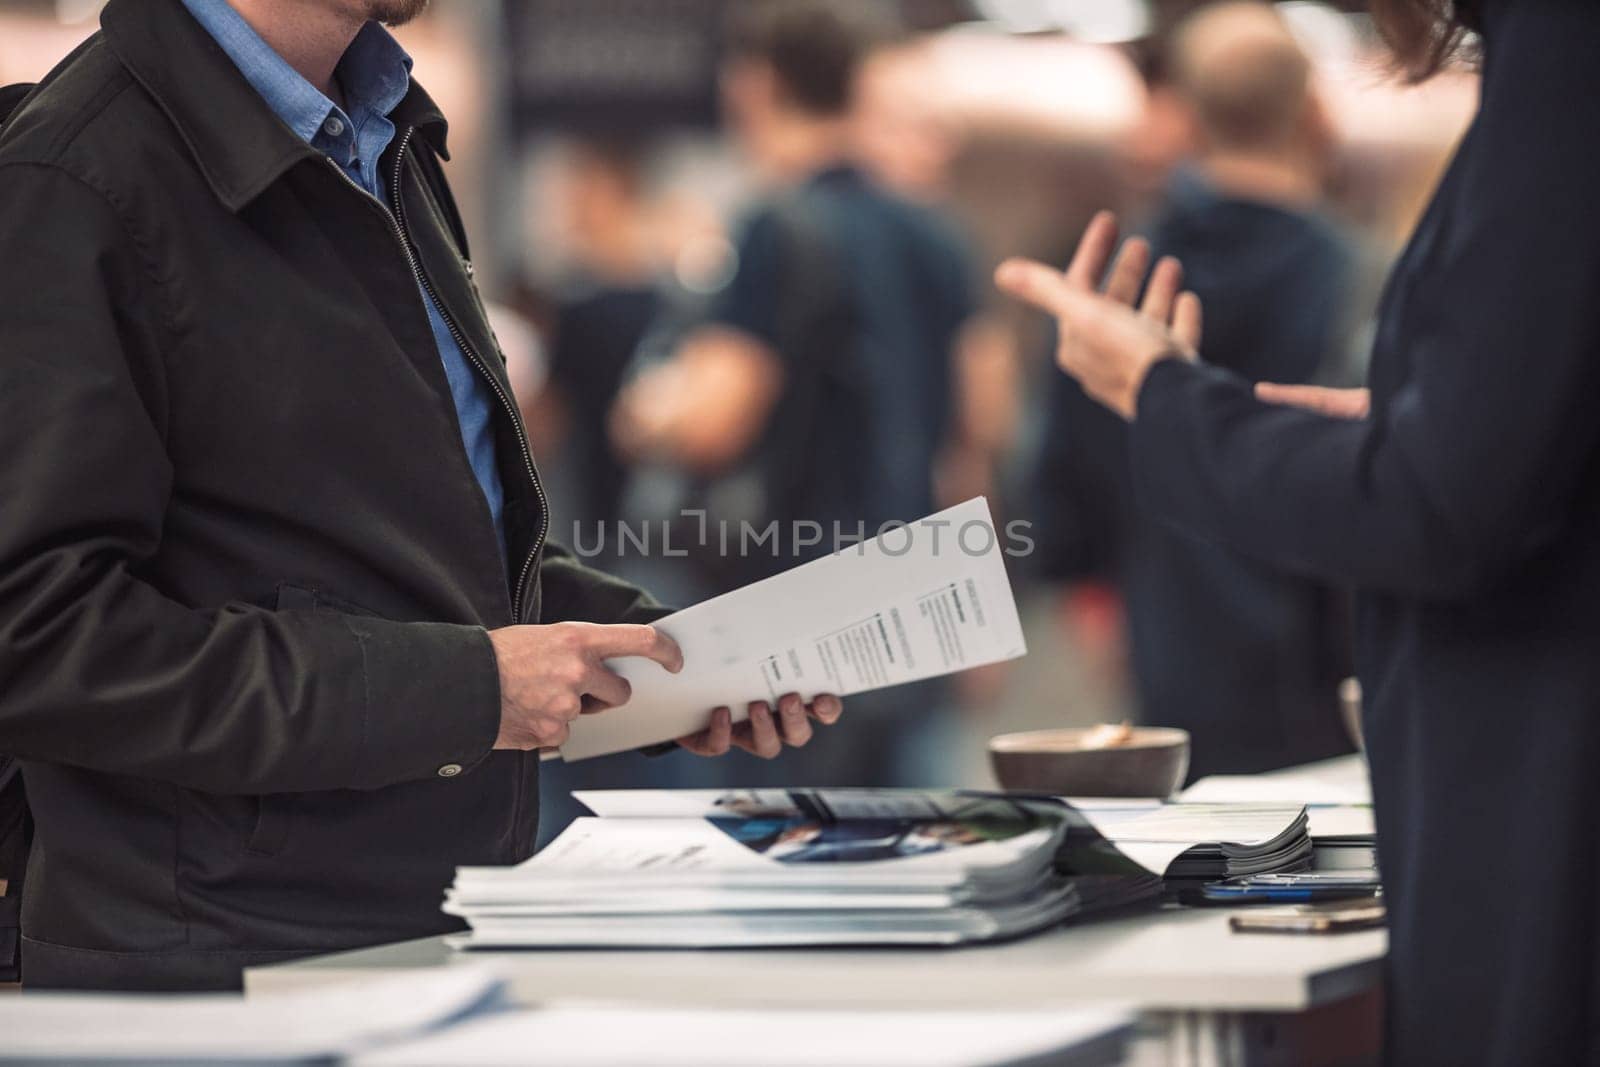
[100,0,449,213]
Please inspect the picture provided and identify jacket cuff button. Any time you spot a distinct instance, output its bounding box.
[436,763,463,778]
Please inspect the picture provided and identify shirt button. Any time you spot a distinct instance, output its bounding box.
[323,115,346,137]
[437,763,463,779]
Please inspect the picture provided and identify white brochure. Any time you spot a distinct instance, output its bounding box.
[554,497,1027,762]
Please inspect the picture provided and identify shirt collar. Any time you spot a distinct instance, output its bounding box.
[340,22,414,123]
[101,0,451,212]
[177,0,412,148]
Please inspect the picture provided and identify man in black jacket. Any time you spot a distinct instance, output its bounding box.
[0,0,840,991]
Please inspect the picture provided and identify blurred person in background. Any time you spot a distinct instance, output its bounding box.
[851,35,957,204]
[531,139,666,553]
[522,142,708,848]
[1001,1,1600,1060]
[854,32,1022,722]
[610,0,978,786]
[854,35,1022,535]
[1034,0,1365,779]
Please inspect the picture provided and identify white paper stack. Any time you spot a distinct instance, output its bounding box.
[1179,755,1376,873]
[1069,801,1315,885]
[446,790,1161,950]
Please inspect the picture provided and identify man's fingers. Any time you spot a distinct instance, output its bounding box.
[1064,210,1119,290]
[737,702,783,760]
[581,665,632,710]
[1140,256,1183,323]
[585,624,685,673]
[808,694,844,725]
[678,734,715,757]
[776,693,813,748]
[678,707,731,757]
[1103,237,1151,306]
[680,696,834,759]
[1172,291,1203,350]
[679,706,732,757]
[1255,383,1371,420]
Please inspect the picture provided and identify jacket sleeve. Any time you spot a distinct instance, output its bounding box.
[0,162,501,794]
[537,542,674,626]
[1033,360,1133,584]
[1127,6,1600,602]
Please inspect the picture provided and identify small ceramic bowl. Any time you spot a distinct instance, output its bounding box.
[988,726,1191,798]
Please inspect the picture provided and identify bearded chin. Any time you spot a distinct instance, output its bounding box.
[369,0,429,26]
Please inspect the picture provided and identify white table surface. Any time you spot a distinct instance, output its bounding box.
[247,903,1386,1015]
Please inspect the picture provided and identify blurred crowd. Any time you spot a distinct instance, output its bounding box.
[0,0,1477,835]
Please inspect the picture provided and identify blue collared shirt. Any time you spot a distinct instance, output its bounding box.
[181,0,506,557]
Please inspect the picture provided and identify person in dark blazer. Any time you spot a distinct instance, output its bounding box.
[999,1,1600,1063]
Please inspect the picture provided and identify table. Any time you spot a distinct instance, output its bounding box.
[248,904,1386,1066]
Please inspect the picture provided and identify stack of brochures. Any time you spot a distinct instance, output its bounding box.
[1070,801,1314,887]
[1180,757,1377,874]
[446,790,1164,950]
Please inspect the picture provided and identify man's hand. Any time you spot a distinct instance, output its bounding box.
[678,693,845,760]
[996,211,1203,420]
[1256,383,1371,420]
[488,623,684,750]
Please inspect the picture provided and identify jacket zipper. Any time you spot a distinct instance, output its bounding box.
[323,129,548,623]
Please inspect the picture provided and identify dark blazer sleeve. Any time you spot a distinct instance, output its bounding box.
[1128,2,1600,601]
[1033,362,1132,584]
[0,162,502,794]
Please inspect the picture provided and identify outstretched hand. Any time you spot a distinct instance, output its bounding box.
[996,211,1202,420]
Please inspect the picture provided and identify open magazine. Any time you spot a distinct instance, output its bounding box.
[446,790,1166,949]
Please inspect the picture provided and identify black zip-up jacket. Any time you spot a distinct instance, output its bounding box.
[0,0,663,990]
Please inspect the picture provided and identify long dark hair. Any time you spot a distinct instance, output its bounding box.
[1369,0,1479,82]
